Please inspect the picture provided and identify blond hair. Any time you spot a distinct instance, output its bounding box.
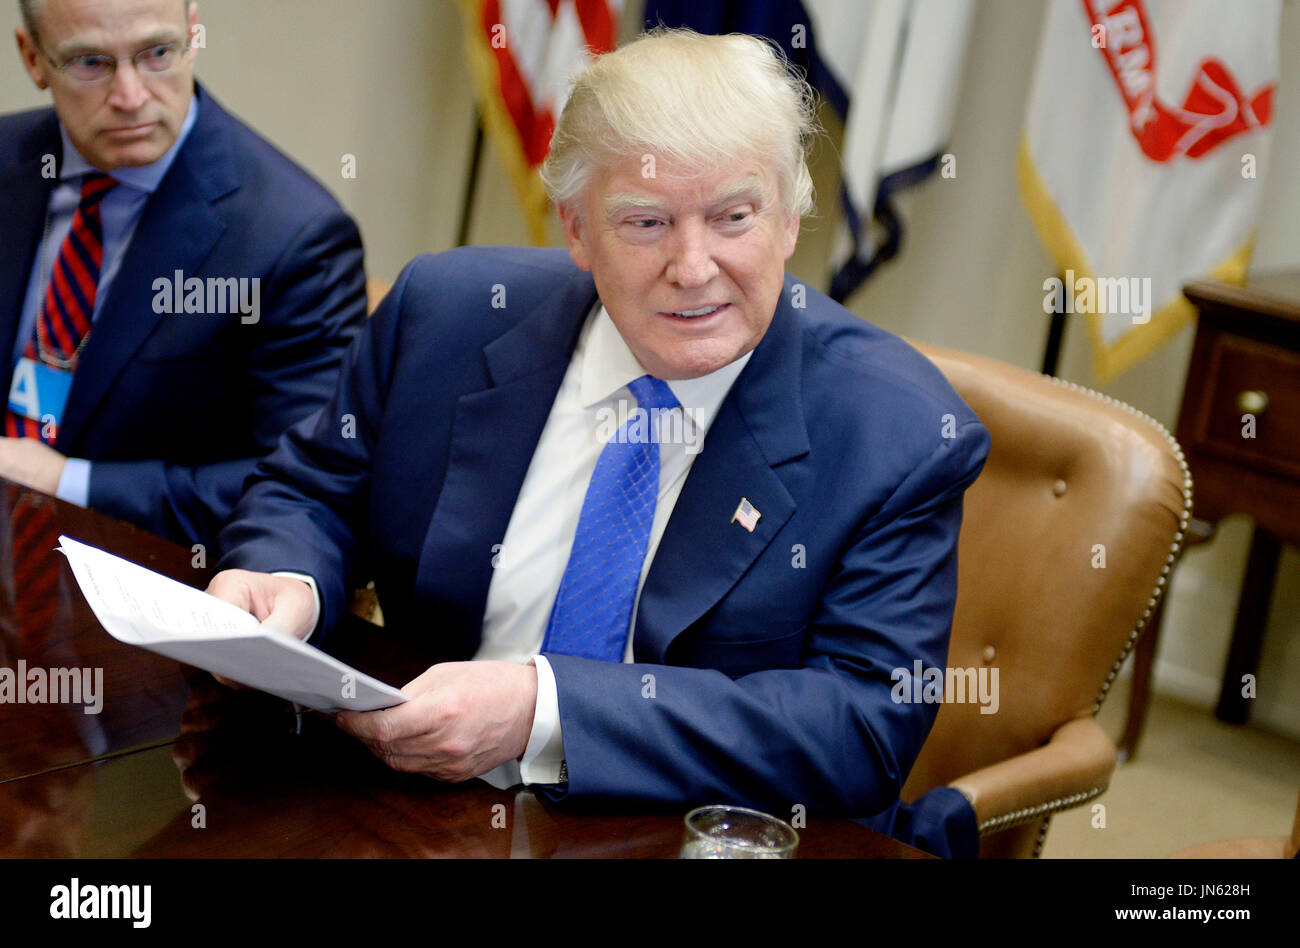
[541,28,818,222]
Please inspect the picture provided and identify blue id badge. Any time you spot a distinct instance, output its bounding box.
[7,355,74,431]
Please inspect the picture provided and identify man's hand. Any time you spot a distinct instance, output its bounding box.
[337,661,538,783]
[204,570,319,688]
[0,437,66,495]
[206,569,318,639]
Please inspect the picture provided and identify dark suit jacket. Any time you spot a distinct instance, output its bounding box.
[216,247,990,840]
[0,84,366,547]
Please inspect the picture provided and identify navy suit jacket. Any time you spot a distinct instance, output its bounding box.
[216,247,990,848]
[0,84,366,548]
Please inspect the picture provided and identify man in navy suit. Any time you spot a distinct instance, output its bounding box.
[210,30,990,856]
[0,0,365,548]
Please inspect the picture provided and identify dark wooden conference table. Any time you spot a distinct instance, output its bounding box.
[0,477,926,859]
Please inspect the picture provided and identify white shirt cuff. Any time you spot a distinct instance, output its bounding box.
[476,654,566,790]
[55,457,91,507]
[519,654,565,785]
[269,571,320,642]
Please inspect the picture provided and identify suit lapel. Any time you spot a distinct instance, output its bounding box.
[415,271,811,657]
[0,117,60,371]
[633,283,811,662]
[414,268,597,652]
[58,86,237,450]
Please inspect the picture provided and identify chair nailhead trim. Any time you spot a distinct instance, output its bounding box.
[979,784,1109,835]
[1042,375,1194,715]
[1032,818,1051,858]
[964,373,1192,856]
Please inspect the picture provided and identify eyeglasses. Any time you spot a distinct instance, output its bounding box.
[43,41,190,84]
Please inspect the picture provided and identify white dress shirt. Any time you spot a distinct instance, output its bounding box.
[476,303,750,788]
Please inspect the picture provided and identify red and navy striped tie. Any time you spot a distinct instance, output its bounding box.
[4,172,118,444]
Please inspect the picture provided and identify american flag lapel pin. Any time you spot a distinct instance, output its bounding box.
[731,497,761,533]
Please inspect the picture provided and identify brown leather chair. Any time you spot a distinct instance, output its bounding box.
[366,279,391,316]
[904,342,1193,857]
[1170,788,1300,858]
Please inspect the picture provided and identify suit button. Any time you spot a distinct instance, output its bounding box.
[982,645,996,664]
[1052,478,1068,497]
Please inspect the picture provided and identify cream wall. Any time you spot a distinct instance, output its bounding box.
[2,0,1296,739]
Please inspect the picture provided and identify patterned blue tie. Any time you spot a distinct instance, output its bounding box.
[542,375,680,661]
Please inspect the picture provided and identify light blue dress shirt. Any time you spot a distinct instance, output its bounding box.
[11,94,199,506]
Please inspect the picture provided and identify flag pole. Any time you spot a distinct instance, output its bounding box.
[456,111,485,248]
[1041,302,1067,376]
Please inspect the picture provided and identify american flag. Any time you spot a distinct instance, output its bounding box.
[459,0,623,244]
[732,498,761,533]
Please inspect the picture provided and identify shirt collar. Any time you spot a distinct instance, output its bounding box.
[59,90,199,193]
[578,304,753,438]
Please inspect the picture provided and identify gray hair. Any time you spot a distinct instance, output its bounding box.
[541,27,819,222]
[19,0,190,40]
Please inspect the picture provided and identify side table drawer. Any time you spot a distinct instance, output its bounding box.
[1192,334,1300,479]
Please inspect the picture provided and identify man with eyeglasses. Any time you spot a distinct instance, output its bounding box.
[0,0,366,547]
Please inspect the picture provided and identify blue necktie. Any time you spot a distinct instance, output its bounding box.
[542,375,680,662]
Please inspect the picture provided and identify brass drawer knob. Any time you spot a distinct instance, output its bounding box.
[1236,390,1269,415]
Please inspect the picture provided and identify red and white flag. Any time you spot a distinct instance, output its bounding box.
[1020,0,1281,380]
[460,0,622,244]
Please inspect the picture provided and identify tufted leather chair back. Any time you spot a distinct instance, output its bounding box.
[904,342,1191,857]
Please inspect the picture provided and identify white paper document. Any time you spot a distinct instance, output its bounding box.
[58,535,409,712]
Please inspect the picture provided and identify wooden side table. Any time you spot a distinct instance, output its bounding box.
[1121,270,1300,758]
